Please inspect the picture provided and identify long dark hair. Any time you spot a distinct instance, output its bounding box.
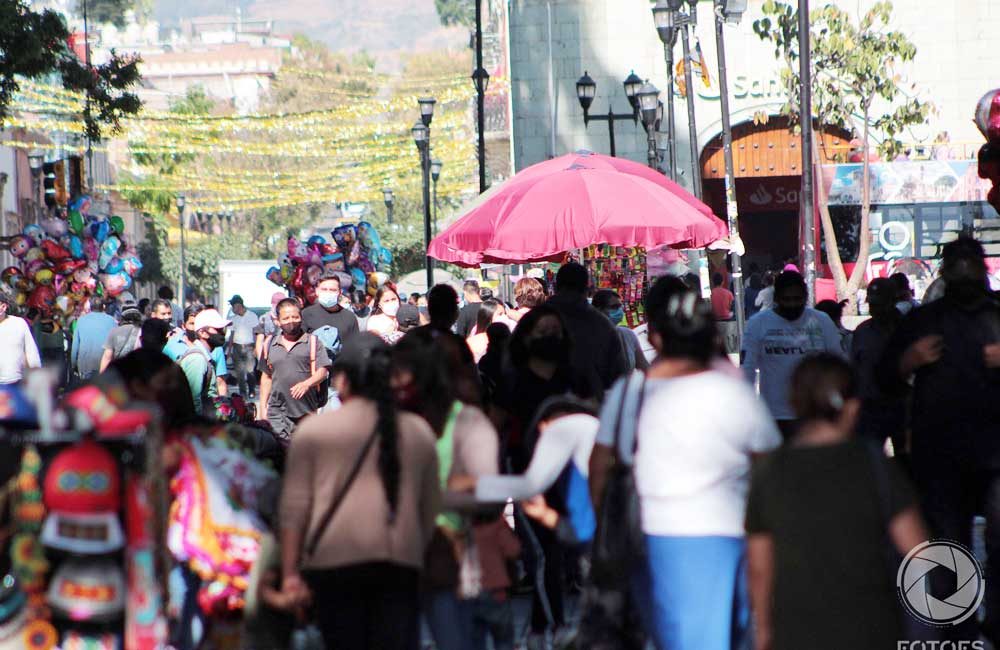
[332,333,401,519]
[475,299,500,334]
[372,285,400,317]
[645,276,716,366]
[391,330,456,435]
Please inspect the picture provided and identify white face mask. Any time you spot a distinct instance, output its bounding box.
[381,302,400,317]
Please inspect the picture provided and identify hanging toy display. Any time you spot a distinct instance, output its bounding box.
[266,221,394,304]
[976,89,1000,214]
[0,195,143,327]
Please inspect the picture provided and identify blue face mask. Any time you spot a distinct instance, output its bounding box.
[607,308,625,325]
[317,292,340,309]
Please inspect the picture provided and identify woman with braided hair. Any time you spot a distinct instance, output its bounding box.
[279,333,441,649]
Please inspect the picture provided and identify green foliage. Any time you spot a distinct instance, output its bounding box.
[434,0,474,27]
[78,0,143,28]
[0,0,142,139]
[753,1,931,158]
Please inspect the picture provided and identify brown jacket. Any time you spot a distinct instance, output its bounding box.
[280,398,440,571]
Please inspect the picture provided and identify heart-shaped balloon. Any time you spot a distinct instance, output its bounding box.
[68,209,85,235]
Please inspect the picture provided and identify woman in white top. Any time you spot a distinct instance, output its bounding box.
[366,286,403,344]
[589,277,781,650]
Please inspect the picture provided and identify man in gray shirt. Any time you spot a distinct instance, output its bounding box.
[99,293,143,373]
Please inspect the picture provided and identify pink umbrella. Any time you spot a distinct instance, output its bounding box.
[428,150,727,267]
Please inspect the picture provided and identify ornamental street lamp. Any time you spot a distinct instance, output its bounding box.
[575,71,643,157]
[431,159,443,235]
[637,82,661,170]
[176,194,187,307]
[412,107,434,291]
[383,187,395,225]
[652,0,682,180]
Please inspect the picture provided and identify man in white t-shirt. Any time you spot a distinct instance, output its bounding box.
[0,294,41,384]
[741,270,845,437]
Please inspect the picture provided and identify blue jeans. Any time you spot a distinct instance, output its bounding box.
[471,592,514,650]
[422,589,473,650]
[168,565,204,650]
[631,535,749,650]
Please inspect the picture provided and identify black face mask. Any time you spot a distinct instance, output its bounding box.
[774,305,806,322]
[207,332,227,349]
[528,335,565,362]
[281,322,303,337]
[185,329,197,342]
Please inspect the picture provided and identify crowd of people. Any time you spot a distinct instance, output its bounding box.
[2,234,999,649]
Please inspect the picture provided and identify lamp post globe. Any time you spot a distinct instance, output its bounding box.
[637,81,661,126]
[431,159,443,183]
[418,97,436,127]
[623,70,643,111]
[472,67,490,95]
[576,72,596,112]
[411,121,429,151]
[27,150,44,173]
[383,188,394,209]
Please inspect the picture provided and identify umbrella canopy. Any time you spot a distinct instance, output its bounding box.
[428,151,727,267]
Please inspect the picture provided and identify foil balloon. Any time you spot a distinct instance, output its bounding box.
[334,271,353,290]
[83,238,99,263]
[347,240,362,266]
[350,267,366,291]
[27,286,55,312]
[1,235,32,258]
[24,247,43,263]
[332,224,357,250]
[55,295,73,314]
[99,237,121,270]
[277,253,291,269]
[69,195,91,214]
[378,247,393,266]
[68,235,84,260]
[266,266,282,286]
[54,259,86,275]
[40,216,68,238]
[100,272,131,297]
[22,224,43,244]
[89,219,111,244]
[121,256,142,276]
[34,268,55,286]
[306,245,323,266]
[109,215,125,235]
[103,257,124,275]
[287,238,309,263]
[302,283,317,306]
[1,266,21,287]
[25,259,45,277]
[307,235,327,248]
[68,209,85,235]
[367,272,389,296]
[357,222,382,252]
[40,240,71,261]
[322,252,345,271]
[321,244,337,257]
[306,264,323,286]
[280,264,293,282]
[356,251,375,274]
[975,89,1000,144]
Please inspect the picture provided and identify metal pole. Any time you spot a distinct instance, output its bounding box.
[475,0,487,193]
[664,42,677,180]
[433,179,438,235]
[799,0,816,303]
[607,109,617,157]
[179,205,187,308]
[715,1,745,340]
[82,0,94,192]
[680,20,702,198]
[646,123,658,170]
[422,144,434,290]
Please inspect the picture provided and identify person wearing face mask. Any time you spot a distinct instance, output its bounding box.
[165,304,230,397]
[301,274,360,343]
[177,308,231,416]
[591,289,649,373]
[366,286,404,344]
[259,299,331,444]
[741,270,845,438]
[880,236,1000,645]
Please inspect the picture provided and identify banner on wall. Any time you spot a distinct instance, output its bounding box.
[822,159,992,206]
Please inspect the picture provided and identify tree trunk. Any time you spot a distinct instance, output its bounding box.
[843,106,873,314]
[812,129,849,301]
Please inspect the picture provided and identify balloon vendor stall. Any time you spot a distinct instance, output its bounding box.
[0,196,142,323]
[264,222,394,303]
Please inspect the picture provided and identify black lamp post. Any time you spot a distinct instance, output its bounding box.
[637,81,661,170]
[383,188,395,226]
[472,63,490,193]
[176,194,187,307]
[431,159,442,235]
[575,71,643,157]
[27,150,44,219]
[412,100,435,291]
[652,0,683,180]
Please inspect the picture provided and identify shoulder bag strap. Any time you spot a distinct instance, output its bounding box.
[262,335,274,364]
[302,428,379,563]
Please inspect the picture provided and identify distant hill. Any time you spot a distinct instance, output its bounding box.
[154,0,466,55]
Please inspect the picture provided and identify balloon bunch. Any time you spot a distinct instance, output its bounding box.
[265,221,393,305]
[976,89,1000,214]
[0,196,142,323]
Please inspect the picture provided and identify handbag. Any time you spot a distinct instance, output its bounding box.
[575,371,648,650]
